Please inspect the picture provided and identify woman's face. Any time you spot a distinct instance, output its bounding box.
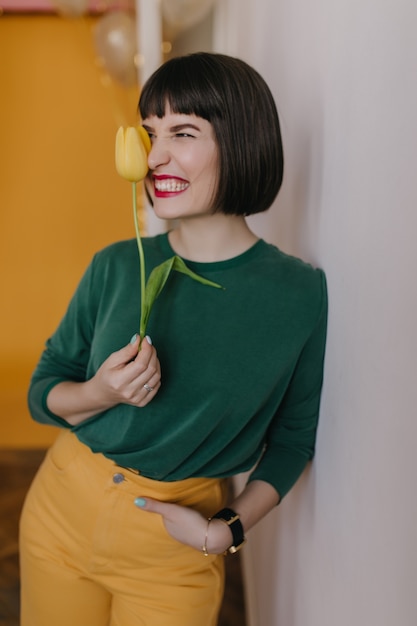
[142,106,219,221]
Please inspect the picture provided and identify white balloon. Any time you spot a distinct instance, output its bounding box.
[94,11,138,87]
[52,0,89,17]
[160,0,216,39]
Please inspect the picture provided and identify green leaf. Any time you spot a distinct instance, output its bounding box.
[170,256,224,289]
[140,255,224,335]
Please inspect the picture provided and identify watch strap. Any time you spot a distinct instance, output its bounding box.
[211,507,246,554]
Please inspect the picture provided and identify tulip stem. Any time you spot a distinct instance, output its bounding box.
[132,182,146,341]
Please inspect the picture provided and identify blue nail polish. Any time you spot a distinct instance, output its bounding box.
[134,497,146,508]
[145,335,152,345]
[130,333,138,344]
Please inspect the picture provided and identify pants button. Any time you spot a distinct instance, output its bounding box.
[113,472,125,484]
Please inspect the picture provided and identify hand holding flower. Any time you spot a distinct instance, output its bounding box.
[90,333,161,409]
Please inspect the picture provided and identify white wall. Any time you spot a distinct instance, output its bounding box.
[214,1,417,625]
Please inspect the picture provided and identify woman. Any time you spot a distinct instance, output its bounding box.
[20,52,327,626]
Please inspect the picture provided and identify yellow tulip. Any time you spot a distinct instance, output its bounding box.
[115,126,151,182]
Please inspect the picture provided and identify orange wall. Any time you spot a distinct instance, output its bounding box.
[0,14,143,446]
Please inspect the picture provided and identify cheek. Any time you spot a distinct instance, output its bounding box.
[204,160,219,194]
[195,151,218,185]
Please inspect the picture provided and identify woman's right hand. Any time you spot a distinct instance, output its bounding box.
[93,334,161,408]
[46,334,161,425]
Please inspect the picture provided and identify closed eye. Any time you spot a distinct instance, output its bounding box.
[141,130,195,140]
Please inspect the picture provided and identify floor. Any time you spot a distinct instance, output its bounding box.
[0,449,246,626]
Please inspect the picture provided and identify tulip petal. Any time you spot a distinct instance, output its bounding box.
[137,126,151,154]
[115,126,127,178]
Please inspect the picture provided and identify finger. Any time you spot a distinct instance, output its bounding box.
[139,350,160,387]
[137,380,161,407]
[122,359,161,406]
[125,336,157,380]
[133,498,202,528]
[133,498,208,550]
[134,341,161,404]
[134,335,154,364]
[134,496,177,518]
[106,334,141,369]
[145,368,161,391]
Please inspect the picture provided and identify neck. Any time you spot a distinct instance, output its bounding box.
[168,214,259,262]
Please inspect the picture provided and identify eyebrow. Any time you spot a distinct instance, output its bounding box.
[142,123,202,133]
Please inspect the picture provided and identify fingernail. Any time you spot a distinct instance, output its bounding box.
[134,497,146,508]
[145,335,152,345]
[130,333,138,344]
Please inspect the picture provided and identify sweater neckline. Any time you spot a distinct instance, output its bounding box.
[157,231,266,272]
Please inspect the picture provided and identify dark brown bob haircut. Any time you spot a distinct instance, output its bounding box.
[139,52,284,216]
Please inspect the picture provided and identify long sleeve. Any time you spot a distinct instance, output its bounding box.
[27,255,98,427]
[249,270,328,498]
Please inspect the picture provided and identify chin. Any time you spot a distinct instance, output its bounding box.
[151,199,184,219]
[151,208,180,224]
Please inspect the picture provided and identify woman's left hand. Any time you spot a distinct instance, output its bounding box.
[134,497,233,555]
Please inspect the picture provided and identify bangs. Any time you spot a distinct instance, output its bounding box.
[138,57,223,121]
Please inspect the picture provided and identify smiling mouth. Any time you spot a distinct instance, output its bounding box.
[154,178,189,193]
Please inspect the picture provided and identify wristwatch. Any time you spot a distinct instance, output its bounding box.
[211,507,246,554]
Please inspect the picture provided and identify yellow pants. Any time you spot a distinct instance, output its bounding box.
[20,430,227,626]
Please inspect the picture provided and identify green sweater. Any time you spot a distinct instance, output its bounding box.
[28,233,327,499]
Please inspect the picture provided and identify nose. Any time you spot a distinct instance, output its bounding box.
[147,138,170,170]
